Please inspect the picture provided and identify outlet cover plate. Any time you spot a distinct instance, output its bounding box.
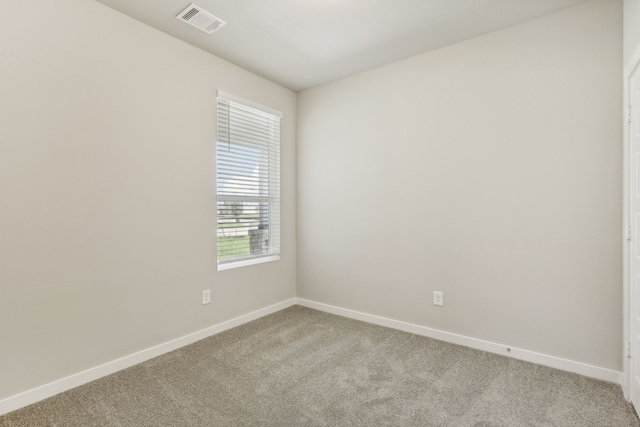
[202,289,211,305]
[433,291,444,306]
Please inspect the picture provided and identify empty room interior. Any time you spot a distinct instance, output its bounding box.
[3,0,640,425]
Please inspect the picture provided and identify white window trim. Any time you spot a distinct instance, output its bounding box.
[216,91,282,271]
[216,90,283,119]
[218,255,281,271]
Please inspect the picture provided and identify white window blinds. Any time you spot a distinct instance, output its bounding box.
[216,93,281,268]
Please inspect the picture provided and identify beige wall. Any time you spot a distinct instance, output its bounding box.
[0,0,296,399]
[297,0,622,370]
[625,0,640,63]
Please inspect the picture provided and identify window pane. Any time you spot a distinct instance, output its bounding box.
[217,200,273,260]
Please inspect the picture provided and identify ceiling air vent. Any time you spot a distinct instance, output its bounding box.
[176,4,226,34]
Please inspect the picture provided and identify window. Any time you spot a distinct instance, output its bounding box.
[216,91,281,270]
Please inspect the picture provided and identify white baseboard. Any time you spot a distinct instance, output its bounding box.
[0,298,297,416]
[1,296,623,416]
[296,298,622,385]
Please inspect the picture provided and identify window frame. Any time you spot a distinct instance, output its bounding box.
[216,91,282,271]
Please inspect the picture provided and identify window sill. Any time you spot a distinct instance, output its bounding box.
[218,255,280,271]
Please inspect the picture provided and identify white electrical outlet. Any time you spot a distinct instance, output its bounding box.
[433,291,444,307]
[202,289,211,305]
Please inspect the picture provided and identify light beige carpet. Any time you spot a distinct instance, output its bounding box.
[1,305,638,426]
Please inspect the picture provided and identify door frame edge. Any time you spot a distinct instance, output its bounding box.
[623,43,640,401]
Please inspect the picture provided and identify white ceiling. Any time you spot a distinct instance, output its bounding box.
[94,0,594,92]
